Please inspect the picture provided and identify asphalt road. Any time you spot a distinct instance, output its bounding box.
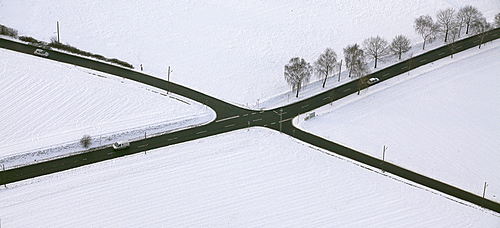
[1,27,499,213]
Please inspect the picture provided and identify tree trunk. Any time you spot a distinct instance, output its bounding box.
[398,51,402,60]
[374,56,378,68]
[338,60,342,82]
[322,67,328,88]
[466,23,470,34]
[422,39,426,50]
[295,82,300,97]
[348,62,354,77]
[444,30,448,42]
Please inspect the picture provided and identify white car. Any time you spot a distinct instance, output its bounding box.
[34,49,49,57]
[113,141,130,150]
[367,77,380,85]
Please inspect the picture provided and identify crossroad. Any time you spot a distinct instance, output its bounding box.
[0,27,499,212]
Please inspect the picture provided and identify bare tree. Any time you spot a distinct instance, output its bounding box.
[390,35,411,60]
[436,8,456,42]
[414,15,439,50]
[446,25,461,58]
[314,48,337,88]
[284,57,312,97]
[343,44,364,77]
[454,12,465,38]
[362,36,389,68]
[457,5,483,35]
[471,17,492,49]
[495,13,500,28]
[344,44,369,95]
[80,134,92,148]
[352,63,369,95]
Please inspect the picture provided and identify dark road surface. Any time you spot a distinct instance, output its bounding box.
[1,27,499,213]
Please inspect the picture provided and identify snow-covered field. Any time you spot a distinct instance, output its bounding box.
[1,1,497,106]
[1,1,499,226]
[297,41,500,203]
[0,128,498,227]
[0,48,214,168]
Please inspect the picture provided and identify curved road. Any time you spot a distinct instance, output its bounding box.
[1,27,499,213]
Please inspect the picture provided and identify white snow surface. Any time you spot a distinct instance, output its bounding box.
[0,48,214,168]
[0,128,498,227]
[0,1,499,226]
[1,0,498,107]
[296,41,500,203]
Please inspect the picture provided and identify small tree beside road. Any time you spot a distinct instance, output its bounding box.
[362,36,389,68]
[351,61,369,95]
[471,17,492,49]
[446,25,461,58]
[436,8,456,42]
[414,15,439,50]
[390,35,411,60]
[457,5,483,35]
[495,13,500,28]
[343,44,364,78]
[314,48,338,88]
[284,57,312,97]
[80,134,92,148]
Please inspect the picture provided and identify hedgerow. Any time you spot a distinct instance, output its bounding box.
[4,25,134,69]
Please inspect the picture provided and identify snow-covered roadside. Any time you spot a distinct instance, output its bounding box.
[0,48,215,169]
[254,35,476,110]
[295,40,500,202]
[0,128,497,227]
[1,1,497,108]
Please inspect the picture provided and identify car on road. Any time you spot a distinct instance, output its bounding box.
[34,49,49,57]
[367,77,380,85]
[112,141,130,150]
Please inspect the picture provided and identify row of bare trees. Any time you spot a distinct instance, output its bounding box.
[414,5,496,49]
[284,5,498,98]
[284,33,412,97]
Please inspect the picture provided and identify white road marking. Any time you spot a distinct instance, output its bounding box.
[383,73,390,77]
[83,158,87,161]
[401,66,408,69]
[438,52,445,56]
[168,137,178,141]
[215,115,240,122]
[271,122,276,125]
[343,88,351,92]
[138,144,148,148]
[279,118,293,123]
[196,130,207,134]
[419,59,427,63]
[107,152,113,155]
[322,96,330,100]
[225,124,235,128]
[253,118,262,122]
[301,104,309,109]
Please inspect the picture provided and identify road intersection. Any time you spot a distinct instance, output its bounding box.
[1,27,499,212]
